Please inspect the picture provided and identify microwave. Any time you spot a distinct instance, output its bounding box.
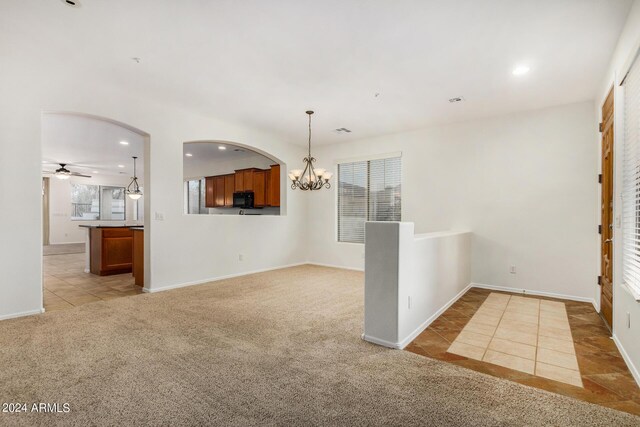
[233,192,254,208]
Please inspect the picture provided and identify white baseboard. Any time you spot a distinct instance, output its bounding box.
[612,334,640,387]
[363,283,473,350]
[361,333,398,349]
[396,283,473,349]
[471,282,597,309]
[48,241,85,245]
[306,262,364,272]
[0,308,45,321]
[143,262,308,293]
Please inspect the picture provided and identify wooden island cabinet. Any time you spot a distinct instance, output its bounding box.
[80,225,144,282]
[205,165,280,208]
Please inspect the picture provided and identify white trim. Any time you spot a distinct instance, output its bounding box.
[362,283,473,349]
[621,282,640,302]
[46,241,85,245]
[620,43,640,86]
[335,151,402,165]
[0,308,45,321]
[612,334,640,387]
[471,283,598,311]
[143,262,308,293]
[361,334,398,349]
[396,283,473,349]
[306,262,364,272]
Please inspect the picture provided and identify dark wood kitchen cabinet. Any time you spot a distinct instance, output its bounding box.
[267,164,280,207]
[205,177,215,207]
[234,170,244,191]
[89,227,133,276]
[205,176,226,208]
[253,170,266,207]
[224,174,235,207]
[205,165,280,208]
[132,228,144,287]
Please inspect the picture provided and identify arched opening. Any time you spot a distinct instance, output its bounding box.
[41,112,151,312]
[183,140,286,216]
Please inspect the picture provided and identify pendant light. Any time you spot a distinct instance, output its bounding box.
[126,156,143,200]
[288,111,332,190]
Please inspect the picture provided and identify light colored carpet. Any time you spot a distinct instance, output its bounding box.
[0,265,637,426]
[43,243,85,256]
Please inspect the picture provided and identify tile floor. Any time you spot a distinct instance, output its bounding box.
[44,251,143,312]
[447,293,582,386]
[405,288,640,416]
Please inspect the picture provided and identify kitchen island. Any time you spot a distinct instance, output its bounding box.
[79,225,143,283]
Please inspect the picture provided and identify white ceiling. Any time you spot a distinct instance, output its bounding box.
[42,113,145,178]
[9,0,634,145]
[183,142,276,179]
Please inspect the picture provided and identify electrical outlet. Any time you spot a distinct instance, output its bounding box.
[154,212,164,221]
[238,254,244,261]
[510,265,516,274]
[408,296,412,309]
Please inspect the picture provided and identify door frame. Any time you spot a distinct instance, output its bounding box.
[40,112,152,305]
[599,87,615,331]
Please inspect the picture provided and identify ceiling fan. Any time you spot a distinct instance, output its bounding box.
[43,163,92,180]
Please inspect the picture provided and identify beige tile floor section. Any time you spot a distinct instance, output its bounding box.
[447,292,583,387]
[44,252,143,312]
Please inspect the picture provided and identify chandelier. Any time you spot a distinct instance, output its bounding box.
[288,110,332,190]
[126,156,143,200]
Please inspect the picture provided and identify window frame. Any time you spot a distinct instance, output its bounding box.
[70,183,127,221]
[336,153,402,244]
[185,177,208,215]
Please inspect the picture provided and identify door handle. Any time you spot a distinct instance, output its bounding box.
[604,239,613,244]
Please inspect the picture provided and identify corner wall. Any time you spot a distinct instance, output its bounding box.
[308,101,598,303]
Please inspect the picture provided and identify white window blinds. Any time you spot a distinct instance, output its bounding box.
[338,156,401,243]
[623,54,640,297]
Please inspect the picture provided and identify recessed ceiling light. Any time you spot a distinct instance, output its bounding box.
[42,160,47,164]
[218,146,226,150]
[512,65,530,76]
[185,153,193,157]
[118,165,125,168]
[92,171,99,174]
[120,141,129,145]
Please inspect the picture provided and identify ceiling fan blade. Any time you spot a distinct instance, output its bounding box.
[70,172,92,178]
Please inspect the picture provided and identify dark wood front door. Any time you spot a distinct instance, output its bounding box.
[600,87,614,329]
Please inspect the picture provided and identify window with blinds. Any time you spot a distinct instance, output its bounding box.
[623,54,640,298]
[337,156,401,243]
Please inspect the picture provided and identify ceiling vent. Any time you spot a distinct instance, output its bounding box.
[60,0,81,7]
[449,97,465,103]
[334,128,352,134]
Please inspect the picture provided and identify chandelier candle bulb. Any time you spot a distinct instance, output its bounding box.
[288,110,332,191]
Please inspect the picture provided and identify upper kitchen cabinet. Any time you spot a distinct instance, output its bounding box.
[183,141,282,216]
[268,164,280,207]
